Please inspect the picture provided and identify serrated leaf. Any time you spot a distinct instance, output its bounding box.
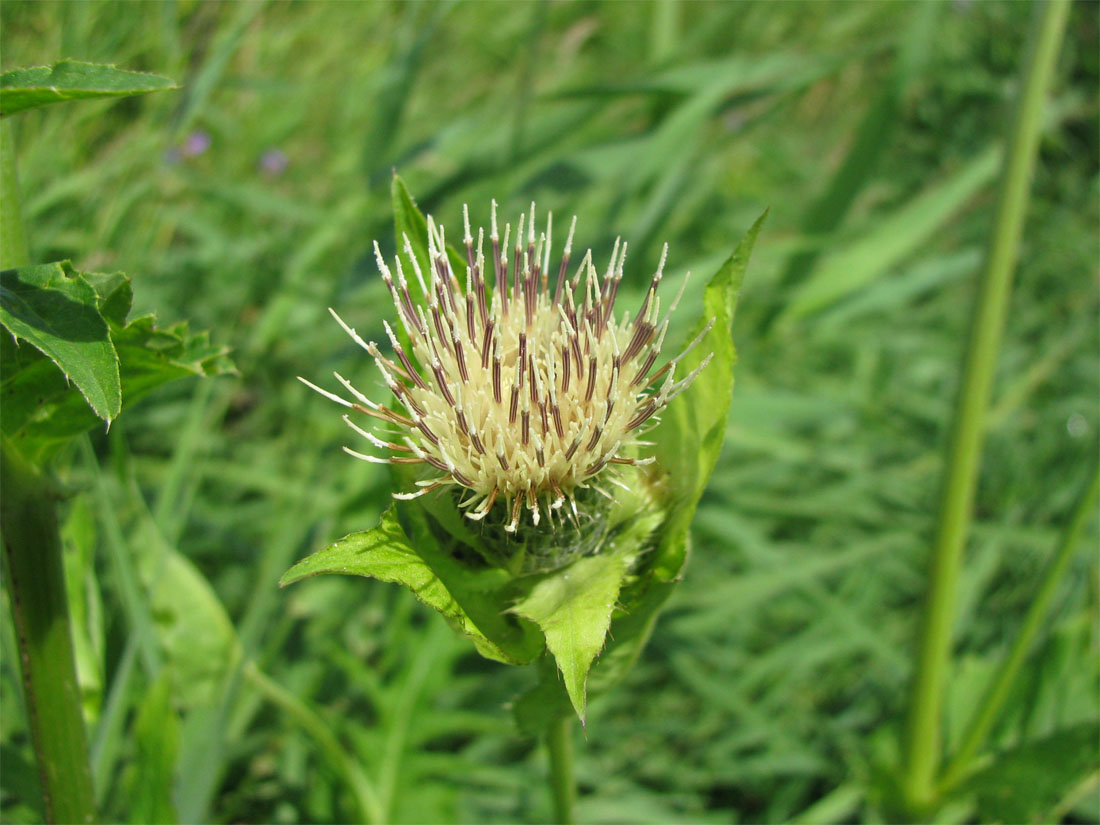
[510,546,633,723]
[960,723,1100,824]
[282,506,542,665]
[648,209,766,580]
[111,316,235,397]
[82,270,134,325]
[1,264,233,464]
[0,261,121,421]
[512,566,676,736]
[0,60,177,117]
[281,506,466,598]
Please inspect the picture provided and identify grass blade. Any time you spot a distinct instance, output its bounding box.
[901,0,1073,812]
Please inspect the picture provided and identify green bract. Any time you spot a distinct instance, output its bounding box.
[282,176,765,725]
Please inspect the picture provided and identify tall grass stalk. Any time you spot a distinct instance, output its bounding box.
[1,124,97,824]
[940,462,1100,790]
[901,0,1072,812]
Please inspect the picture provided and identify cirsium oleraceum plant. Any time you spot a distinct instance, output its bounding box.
[282,177,765,726]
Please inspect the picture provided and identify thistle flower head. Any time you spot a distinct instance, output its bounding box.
[301,202,712,535]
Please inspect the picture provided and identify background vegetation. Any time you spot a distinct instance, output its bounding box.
[2,1,1097,823]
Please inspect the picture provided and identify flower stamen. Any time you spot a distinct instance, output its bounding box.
[307,202,713,529]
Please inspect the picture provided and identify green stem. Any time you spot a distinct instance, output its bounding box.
[940,462,1099,790]
[1,117,30,269]
[243,661,384,824]
[0,439,96,824]
[901,0,1071,813]
[547,715,577,825]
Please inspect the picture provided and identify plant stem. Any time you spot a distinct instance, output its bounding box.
[901,0,1071,813]
[1,117,30,269]
[1,439,97,824]
[939,461,1099,791]
[547,715,577,824]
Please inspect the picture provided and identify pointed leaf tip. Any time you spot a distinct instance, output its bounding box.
[511,549,632,722]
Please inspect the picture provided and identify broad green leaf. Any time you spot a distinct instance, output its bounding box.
[281,505,468,609]
[388,174,468,366]
[649,209,766,580]
[125,676,180,824]
[0,60,177,117]
[282,506,542,665]
[140,547,239,711]
[959,723,1099,824]
[1,267,233,464]
[1,261,121,420]
[510,544,634,722]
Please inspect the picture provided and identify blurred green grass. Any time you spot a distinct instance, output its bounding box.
[1,1,1097,823]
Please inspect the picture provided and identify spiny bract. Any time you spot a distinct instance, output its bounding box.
[301,202,712,533]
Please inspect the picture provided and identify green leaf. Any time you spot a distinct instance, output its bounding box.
[0,60,177,117]
[140,548,239,711]
[1,261,121,421]
[125,676,180,824]
[82,270,134,325]
[1,266,233,464]
[281,506,470,609]
[649,209,767,580]
[281,506,542,665]
[959,723,1099,824]
[511,499,667,734]
[511,545,634,723]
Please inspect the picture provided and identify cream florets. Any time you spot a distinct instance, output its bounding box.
[301,202,712,533]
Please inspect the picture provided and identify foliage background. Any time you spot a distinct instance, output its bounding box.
[1,1,1097,823]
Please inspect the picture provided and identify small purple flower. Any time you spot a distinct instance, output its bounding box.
[181,130,212,158]
[259,148,289,178]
